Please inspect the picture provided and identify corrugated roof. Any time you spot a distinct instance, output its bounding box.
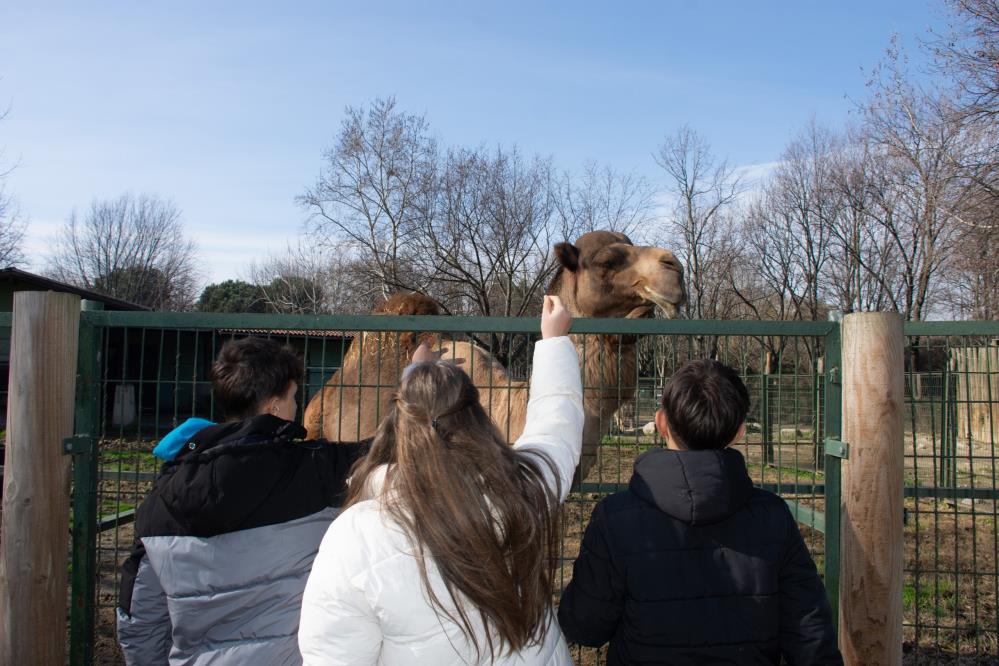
[218,328,355,338]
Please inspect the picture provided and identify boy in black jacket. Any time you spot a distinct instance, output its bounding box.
[558,359,842,665]
[116,337,369,665]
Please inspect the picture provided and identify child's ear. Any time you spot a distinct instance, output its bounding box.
[727,422,747,448]
[654,409,670,441]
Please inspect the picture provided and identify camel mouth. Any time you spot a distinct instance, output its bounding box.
[642,287,682,319]
[626,303,657,319]
[658,302,679,319]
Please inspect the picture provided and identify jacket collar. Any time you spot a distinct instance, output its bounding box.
[183,414,306,457]
[629,447,754,526]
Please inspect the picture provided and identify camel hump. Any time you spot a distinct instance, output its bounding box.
[374,292,442,316]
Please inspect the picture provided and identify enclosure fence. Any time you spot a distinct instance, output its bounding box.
[901,322,999,663]
[0,307,994,664]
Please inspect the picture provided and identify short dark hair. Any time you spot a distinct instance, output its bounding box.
[212,337,304,421]
[660,359,750,450]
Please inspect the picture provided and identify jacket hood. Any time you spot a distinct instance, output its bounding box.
[151,417,215,461]
[629,447,754,525]
[156,415,308,533]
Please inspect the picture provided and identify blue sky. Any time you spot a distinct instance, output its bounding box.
[2,1,942,284]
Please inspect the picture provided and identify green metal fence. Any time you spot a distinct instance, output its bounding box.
[62,311,840,665]
[55,311,998,664]
[901,322,999,664]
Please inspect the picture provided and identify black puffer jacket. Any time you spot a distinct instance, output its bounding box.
[558,447,842,665]
[117,415,369,665]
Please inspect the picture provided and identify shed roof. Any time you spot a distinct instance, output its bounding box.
[217,328,355,339]
[0,267,149,311]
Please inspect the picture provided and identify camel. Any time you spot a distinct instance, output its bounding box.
[303,230,686,482]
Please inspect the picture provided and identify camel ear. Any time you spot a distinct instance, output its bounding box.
[554,242,579,272]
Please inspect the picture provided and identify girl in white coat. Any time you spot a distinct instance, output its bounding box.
[299,296,582,665]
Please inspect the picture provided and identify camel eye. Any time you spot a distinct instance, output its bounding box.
[593,250,625,270]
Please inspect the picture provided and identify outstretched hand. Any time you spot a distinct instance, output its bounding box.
[541,295,571,339]
[411,342,442,364]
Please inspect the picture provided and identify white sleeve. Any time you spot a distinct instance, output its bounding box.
[513,336,584,504]
[298,520,382,666]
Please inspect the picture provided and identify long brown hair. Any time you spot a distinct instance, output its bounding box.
[346,360,561,660]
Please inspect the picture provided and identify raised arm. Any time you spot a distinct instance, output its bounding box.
[513,295,584,504]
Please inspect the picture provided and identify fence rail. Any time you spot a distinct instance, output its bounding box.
[0,308,992,664]
[65,311,841,665]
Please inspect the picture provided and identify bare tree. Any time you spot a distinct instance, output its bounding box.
[932,0,999,122]
[0,105,26,267]
[555,161,656,241]
[735,196,806,322]
[655,126,743,322]
[926,3,999,317]
[0,182,24,267]
[825,131,908,313]
[412,146,569,318]
[858,48,971,321]
[733,123,839,330]
[302,98,584,325]
[249,235,371,315]
[49,193,200,310]
[301,98,436,301]
[943,186,999,319]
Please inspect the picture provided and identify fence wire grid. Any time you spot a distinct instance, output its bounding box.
[32,311,997,665]
[901,327,999,664]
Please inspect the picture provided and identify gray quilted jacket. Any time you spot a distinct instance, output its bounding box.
[116,415,366,665]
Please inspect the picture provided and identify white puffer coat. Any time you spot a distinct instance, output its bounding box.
[298,336,584,666]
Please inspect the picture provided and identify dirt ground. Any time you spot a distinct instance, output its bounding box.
[901,500,998,664]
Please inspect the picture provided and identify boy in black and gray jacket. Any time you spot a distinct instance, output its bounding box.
[558,359,842,665]
[116,337,368,665]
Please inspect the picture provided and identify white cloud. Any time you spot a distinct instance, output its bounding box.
[733,161,780,189]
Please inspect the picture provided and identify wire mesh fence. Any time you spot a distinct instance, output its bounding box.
[25,310,990,663]
[64,312,839,665]
[29,313,999,664]
[0,300,992,664]
[902,326,999,664]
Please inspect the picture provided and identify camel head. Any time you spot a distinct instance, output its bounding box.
[550,230,685,319]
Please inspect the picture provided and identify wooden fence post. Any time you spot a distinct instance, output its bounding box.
[0,292,81,664]
[839,312,904,665]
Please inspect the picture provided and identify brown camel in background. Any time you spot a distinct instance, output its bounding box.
[303,230,686,480]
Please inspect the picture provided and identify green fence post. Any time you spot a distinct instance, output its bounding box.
[939,354,958,488]
[70,300,103,666]
[946,357,958,489]
[814,356,823,460]
[823,311,843,632]
[762,355,773,466]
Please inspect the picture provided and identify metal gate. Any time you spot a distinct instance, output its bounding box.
[64,310,845,665]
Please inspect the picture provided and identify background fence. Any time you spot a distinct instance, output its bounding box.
[0,308,991,663]
[901,324,999,663]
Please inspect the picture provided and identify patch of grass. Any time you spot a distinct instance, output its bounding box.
[747,462,823,482]
[600,434,658,446]
[100,449,157,472]
[812,553,827,579]
[904,578,956,618]
[99,498,135,517]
